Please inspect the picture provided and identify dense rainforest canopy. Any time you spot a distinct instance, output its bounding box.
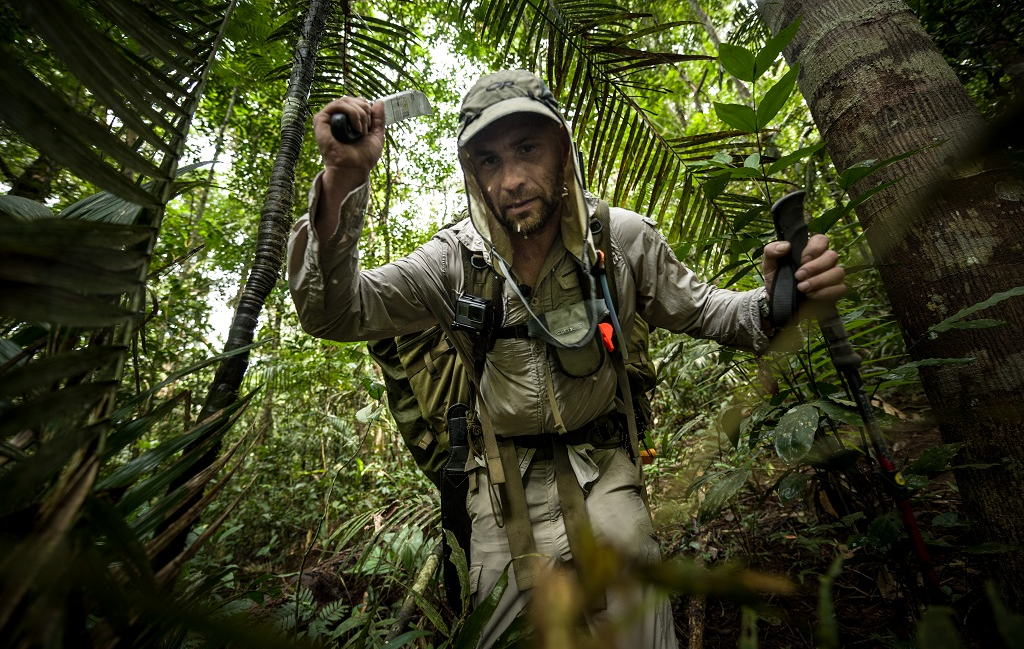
[1,0,1022,647]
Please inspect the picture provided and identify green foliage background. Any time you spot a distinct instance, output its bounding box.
[1,0,1020,646]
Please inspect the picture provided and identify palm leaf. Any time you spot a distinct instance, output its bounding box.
[0,0,241,643]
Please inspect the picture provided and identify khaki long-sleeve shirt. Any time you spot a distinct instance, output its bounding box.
[287,176,769,438]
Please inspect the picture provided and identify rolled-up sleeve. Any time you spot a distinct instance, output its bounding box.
[616,211,769,353]
[287,173,454,342]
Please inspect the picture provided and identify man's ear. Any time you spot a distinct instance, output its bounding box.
[558,125,571,166]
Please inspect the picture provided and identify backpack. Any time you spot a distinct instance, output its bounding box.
[367,203,657,488]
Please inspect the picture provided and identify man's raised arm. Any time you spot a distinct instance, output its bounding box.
[309,97,385,241]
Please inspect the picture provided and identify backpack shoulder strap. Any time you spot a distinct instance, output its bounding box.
[591,199,619,313]
[459,244,505,375]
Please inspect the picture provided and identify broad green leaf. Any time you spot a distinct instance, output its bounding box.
[754,17,801,80]
[454,562,511,649]
[714,102,758,133]
[361,376,385,401]
[720,406,743,449]
[702,173,730,200]
[766,141,824,176]
[905,443,964,475]
[773,404,820,463]
[719,43,756,82]
[808,205,851,235]
[734,205,767,230]
[866,511,901,547]
[382,630,432,649]
[729,234,762,256]
[729,166,763,179]
[757,65,798,127]
[443,528,471,610]
[776,472,809,504]
[698,469,750,524]
[928,286,1024,335]
[916,607,962,649]
[815,557,842,649]
[945,318,1006,330]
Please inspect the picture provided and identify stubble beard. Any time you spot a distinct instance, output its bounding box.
[494,172,562,238]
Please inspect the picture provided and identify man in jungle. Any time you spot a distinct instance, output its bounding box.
[287,70,846,647]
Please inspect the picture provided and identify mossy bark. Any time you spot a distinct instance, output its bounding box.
[760,0,1024,609]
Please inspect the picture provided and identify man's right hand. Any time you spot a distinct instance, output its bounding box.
[311,97,386,238]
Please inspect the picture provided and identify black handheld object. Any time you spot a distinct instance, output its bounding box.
[769,191,861,369]
[768,191,809,330]
[329,112,363,144]
[440,403,472,614]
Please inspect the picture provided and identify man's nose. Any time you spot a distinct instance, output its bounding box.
[500,159,528,192]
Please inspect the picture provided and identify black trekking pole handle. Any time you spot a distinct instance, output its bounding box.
[769,191,945,602]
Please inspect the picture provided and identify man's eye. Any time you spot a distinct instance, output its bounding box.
[519,144,536,155]
[479,155,498,168]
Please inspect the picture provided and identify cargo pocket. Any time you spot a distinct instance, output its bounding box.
[469,563,483,603]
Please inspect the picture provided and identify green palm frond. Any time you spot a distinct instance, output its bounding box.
[0,0,243,643]
[1,0,233,214]
[314,11,423,103]
[456,0,752,263]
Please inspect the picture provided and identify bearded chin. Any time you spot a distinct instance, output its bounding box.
[496,197,557,236]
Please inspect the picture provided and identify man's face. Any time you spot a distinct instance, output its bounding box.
[464,113,567,237]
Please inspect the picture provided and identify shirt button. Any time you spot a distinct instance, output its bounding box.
[530,299,539,307]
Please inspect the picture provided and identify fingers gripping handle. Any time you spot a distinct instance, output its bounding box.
[770,191,861,371]
[768,191,809,329]
[330,113,363,144]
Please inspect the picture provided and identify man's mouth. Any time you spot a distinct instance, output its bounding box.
[504,197,536,213]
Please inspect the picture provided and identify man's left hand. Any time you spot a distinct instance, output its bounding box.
[763,234,846,304]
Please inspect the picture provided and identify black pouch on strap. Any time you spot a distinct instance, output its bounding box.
[440,403,473,614]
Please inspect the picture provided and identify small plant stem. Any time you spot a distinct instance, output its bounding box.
[385,541,442,641]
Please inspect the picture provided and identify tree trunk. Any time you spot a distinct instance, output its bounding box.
[154,0,335,572]
[759,0,1024,609]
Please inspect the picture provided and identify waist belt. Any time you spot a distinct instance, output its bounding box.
[493,412,625,455]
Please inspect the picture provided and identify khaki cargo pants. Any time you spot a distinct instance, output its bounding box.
[467,445,678,648]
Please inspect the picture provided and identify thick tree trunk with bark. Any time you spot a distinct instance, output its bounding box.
[759,0,1024,609]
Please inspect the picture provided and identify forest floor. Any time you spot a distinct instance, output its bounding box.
[266,397,1001,648]
[657,407,993,649]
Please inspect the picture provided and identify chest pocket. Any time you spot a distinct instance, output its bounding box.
[542,263,607,378]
